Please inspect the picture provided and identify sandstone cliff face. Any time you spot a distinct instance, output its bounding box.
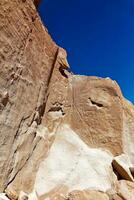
[0,1,134,200]
[0,0,58,192]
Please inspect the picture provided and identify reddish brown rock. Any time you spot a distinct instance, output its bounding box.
[112,154,134,181]
[0,0,58,192]
[67,76,123,155]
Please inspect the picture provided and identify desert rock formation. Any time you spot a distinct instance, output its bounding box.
[0,0,134,200]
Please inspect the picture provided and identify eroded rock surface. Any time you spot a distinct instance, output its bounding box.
[0,0,134,200]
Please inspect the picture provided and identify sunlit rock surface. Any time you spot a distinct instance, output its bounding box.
[0,0,134,200]
[34,124,115,196]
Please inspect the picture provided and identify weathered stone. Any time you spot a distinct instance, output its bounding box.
[18,191,28,200]
[123,99,134,165]
[0,193,10,200]
[32,124,116,197]
[0,0,58,192]
[4,188,18,200]
[67,190,109,200]
[116,180,134,200]
[67,76,123,155]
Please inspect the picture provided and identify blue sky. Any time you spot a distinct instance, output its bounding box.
[38,0,134,103]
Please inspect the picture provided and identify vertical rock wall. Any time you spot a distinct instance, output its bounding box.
[0,0,58,192]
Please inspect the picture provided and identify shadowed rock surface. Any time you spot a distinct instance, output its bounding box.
[0,0,134,200]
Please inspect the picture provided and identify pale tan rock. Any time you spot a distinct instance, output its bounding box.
[5,188,18,200]
[67,190,109,200]
[108,194,123,200]
[0,0,58,193]
[32,124,116,197]
[57,47,70,68]
[37,185,68,200]
[115,180,134,200]
[18,191,28,200]
[123,99,134,165]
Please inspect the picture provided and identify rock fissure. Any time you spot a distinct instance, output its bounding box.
[59,66,69,78]
[12,117,26,144]
[6,137,41,189]
[35,47,59,125]
[88,97,104,108]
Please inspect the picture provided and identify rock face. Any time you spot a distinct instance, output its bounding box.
[0,0,134,200]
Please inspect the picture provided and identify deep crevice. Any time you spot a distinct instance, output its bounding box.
[12,117,25,143]
[112,160,134,181]
[48,106,65,115]
[112,162,123,181]
[59,66,68,78]
[35,47,59,124]
[89,97,104,108]
[130,167,134,178]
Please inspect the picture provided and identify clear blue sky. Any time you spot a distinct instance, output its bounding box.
[38,0,134,103]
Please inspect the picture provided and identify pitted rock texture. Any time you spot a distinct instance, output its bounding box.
[0,0,58,192]
[68,76,123,155]
[0,0,134,200]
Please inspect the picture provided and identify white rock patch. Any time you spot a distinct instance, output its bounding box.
[33,124,116,196]
[123,114,134,165]
[0,193,10,200]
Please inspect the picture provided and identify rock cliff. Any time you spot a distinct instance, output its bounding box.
[0,0,134,200]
